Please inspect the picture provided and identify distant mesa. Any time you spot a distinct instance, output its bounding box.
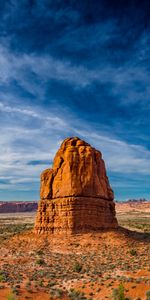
[34,137,118,234]
[0,201,37,213]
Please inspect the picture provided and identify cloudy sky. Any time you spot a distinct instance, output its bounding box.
[0,0,150,201]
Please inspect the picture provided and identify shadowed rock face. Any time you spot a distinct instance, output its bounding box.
[35,137,118,234]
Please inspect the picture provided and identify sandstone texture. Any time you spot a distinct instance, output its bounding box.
[35,137,118,234]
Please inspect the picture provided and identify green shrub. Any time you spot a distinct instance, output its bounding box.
[0,274,5,282]
[69,288,86,299]
[36,258,45,265]
[146,291,150,300]
[7,292,17,300]
[73,262,82,273]
[112,284,125,300]
[129,249,137,256]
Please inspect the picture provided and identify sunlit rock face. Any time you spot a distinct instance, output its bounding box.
[34,137,118,234]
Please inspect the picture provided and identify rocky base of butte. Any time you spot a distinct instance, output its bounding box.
[34,137,118,234]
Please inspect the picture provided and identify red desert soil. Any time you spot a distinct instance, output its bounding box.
[0,227,149,300]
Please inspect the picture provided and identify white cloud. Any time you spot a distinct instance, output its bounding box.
[0,41,150,106]
[0,101,66,128]
[0,103,68,191]
[75,130,150,175]
[0,102,150,194]
[0,45,94,91]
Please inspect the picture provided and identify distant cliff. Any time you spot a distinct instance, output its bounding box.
[116,200,150,213]
[0,201,38,213]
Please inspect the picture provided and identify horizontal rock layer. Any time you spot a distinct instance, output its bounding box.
[34,197,118,234]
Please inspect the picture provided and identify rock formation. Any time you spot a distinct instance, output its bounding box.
[34,137,118,234]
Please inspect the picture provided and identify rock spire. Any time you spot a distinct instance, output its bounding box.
[34,137,118,234]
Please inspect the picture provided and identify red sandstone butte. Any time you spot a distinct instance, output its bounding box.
[34,137,118,234]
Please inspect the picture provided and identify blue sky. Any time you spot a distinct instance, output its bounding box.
[0,0,150,201]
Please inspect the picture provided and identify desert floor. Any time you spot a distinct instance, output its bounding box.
[0,203,149,300]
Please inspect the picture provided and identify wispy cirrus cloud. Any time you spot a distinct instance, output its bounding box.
[0,45,94,90]
[0,101,66,128]
[0,101,150,200]
[0,38,150,109]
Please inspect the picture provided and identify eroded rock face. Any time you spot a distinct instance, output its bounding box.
[35,137,118,234]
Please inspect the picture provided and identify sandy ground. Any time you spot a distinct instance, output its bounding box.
[0,201,149,300]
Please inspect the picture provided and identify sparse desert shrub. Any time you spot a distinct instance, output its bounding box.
[69,288,86,299]
[46,281,57,287]
[112,284,125,300]
[11,286,20,296]
[146,291,150,300]
[118,284,125,300]
[36,249,44,256]
[129,249,137,256]
[38,280,43,287]
[15,284,20,289]
[0,223,33,239]
[73,262,82,273]
[50,287,64,298]
[7,292,17,300]
[36,258,45,265]
[0,274,5,282]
